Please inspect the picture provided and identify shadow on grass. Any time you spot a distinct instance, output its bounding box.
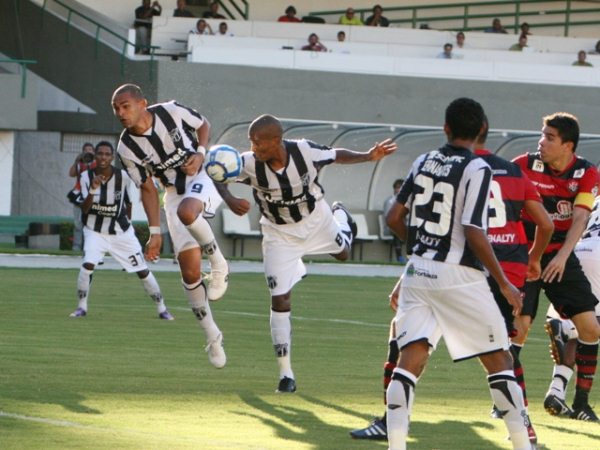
[238,392,506,450]
[2,386,101,416]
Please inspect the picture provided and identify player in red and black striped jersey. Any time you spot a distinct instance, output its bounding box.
[513,112,600,421]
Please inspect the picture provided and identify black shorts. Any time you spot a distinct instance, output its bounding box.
[488,276,519,338]
[521,250,598,320]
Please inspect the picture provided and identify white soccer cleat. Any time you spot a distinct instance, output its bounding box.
[205,333,226,368]
[207,265,229,301]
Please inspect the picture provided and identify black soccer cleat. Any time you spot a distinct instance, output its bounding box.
[276,376,296,393]
[571,403,599,422]
[544,318,567,365]
[349,417,387,440]
[331,201,357,239]
[544,394,574,417]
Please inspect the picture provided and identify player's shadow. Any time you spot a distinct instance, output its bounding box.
[238,392,504,450]
[4,387,101,415]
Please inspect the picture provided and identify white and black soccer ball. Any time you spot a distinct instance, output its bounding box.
[204,144,242,183]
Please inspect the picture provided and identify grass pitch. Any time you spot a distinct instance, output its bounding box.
[0,267,598,449]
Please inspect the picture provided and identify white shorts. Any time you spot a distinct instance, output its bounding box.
[394,256,509,362]
[163,170,223,255]
[575,239,600,316]
[261,199,346,295]
[83,226,147,273]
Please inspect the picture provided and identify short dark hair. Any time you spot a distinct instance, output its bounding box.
[112,83,144,101]
[445,98,485,140]
[95,140,114,154]
[393,179,404,189]
[285,5,296,15]
[249,114,283,138]
[543,112,580,151]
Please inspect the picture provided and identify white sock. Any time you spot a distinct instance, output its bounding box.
[140,272,166,313]
[183,279,220,341]
[185,215,227,269]
[270,310,293,379]
[488,371,530,450]
[386,368,417,450]
[76,267,93,311]
[332,209,353,247]
[546,365,574,399]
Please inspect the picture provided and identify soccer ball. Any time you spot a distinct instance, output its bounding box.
[204,144,242,183]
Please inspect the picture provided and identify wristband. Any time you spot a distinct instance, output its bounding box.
[197,145,206,156]
[149,226,161,235]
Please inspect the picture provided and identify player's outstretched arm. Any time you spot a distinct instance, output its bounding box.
[334,138,397,164]
[464,225,522,316]
[523,199,554,281]
[214,183,251,216]
[139,178,162,261]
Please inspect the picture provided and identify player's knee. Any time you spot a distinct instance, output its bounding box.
[136,269,150,279]
[177,199,203,225]
[82,262,95,271]
[333,248,350,261]
[271,293,291,312]
[480,349,513,374]
[180,266,201,285]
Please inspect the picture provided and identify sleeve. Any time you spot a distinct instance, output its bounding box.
[462,161,492,230]
[522,172,542,202]
[302,139,336,166]
[79,171,90,198]
[574,165,600,210]
[237,152,254,185]
[117,150,148,189]
[172,101,204,130]
[122,171,133,206]
[396,154,425,206]
[511,153,528,169]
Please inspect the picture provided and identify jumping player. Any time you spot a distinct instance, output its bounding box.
[112,84,227,368]
[512,112,600,421]
[386,98,532,450]
[69,141,173,320]
[214,114,397,392]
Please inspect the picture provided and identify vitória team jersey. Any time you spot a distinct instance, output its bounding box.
[398,144,492,270]
[237,139,336,225]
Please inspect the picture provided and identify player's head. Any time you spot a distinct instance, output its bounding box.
[444,97,485,141]
[111,84,147,130]
[94,141,115,168]
[82,142,94,153]
[248,114,283,162]
[542,112,579,152]
[475,114,489,147]
[393,179,404,192]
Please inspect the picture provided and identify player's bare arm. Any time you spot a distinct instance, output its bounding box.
[389,276,402,312]
[80,174,105,214]
[334,138,397,163]
[542,206,590,283]
[523,199,554,281]
[464,225,523,316]
[214,183,251,215]
[181,153,204,176]
[386,201,408,242]
[139,177,162,261]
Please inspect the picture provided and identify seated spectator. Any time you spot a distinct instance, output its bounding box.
[485,17,507,34]
[520,22,532,35]
[455,31,465,48]
[337,30,346,42]
[173,0,194,17]
[365,4,389,27]
[573,50,593,67]
[302,33,327,52]
[203,1,225,19]
[589,40,600,55]
[509,34,528,51]
[437,43,453,59]
[339,7,363,26]
[190,18,212,35]
[216,21,233,36]
[134,0,162,54]
[278,5,301,23]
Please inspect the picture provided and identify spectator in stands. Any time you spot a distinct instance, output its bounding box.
[278,5,301,23]
[455,31,465,48]
[134,0,162,54]
[520,22,532,35]
[509,34,528,51]
[216,22,233,36]
[485,17,508,34]
[191,18,212,35]
[173,0,194,17]
[337,31,346,42]
[203,1,225,19]
[588,40,600,55]
[67,142,96,251]
[437,42,454,59]
[365,4,389,27]
[573,50,593,67]
[302,33,327,52]
[339,7,363,26]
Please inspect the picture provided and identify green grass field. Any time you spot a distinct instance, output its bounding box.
[0,267,598,449]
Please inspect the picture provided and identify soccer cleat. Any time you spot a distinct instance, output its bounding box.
[331,201,358,240]
[571,404,599,421]
[205,333,226,368]
[207,265,229,301]
[158,310,174,320]
[544,394,574,417]
[276,376,296,393]
[544,318,567,365]
[490,404,504,419]
[349,417,387,440]
[69,307,87,318]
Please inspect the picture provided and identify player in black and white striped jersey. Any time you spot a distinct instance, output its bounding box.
[385,98,533,450]
[112,84,227,368]
[69,141,173,321]
[215,114,397,393]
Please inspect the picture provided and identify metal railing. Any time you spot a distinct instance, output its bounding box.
[309,1,600,36]
[0,58,37,98]
[40,0,158,79]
